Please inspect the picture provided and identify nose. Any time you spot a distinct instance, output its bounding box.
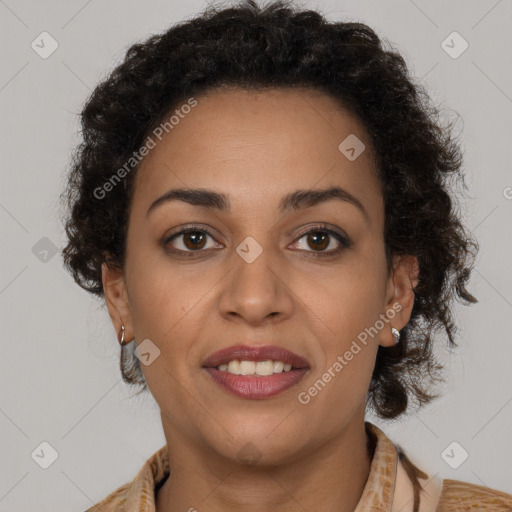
[217,239,294,326]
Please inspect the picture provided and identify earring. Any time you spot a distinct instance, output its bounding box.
[118,324,129,346]
[391,327,401,344]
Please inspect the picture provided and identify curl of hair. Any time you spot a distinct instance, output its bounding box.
[60,0,479,420]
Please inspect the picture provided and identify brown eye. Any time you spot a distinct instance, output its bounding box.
[165,228,220,253]
[305,231,330,251]
[182,231,207,250]
[291,226,351,256]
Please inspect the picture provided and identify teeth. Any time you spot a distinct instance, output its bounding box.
[256,360,274,376]
[239,360,256,375]
[216,360,295,375]
[227,360,240,375]
[273,361,284,373]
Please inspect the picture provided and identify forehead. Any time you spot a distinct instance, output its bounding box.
[132,87,383,221]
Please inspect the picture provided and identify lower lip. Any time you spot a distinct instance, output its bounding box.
[203,367,309,399]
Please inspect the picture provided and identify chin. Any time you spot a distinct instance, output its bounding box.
[204,418,311,466]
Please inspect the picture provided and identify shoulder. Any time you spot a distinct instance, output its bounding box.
[82,444,168,510]
[83,481,129,511]
[437,478,512,511]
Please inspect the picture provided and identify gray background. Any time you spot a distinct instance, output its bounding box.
[1,0,511,510]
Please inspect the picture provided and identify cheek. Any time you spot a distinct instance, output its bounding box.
[317,253,387,344]
[301,246,386,393]
[126,245,207,338]
[126,261,207,413]
[298,284,380,428]
[124,255,202,393]
[296,338,377,437]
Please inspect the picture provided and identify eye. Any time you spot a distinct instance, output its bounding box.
[164,223,351,257]
[165,227,221,254]
[290,225,351,256]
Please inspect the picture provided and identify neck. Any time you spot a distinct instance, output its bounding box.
[156,416,373,512]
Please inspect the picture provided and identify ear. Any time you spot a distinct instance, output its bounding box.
[380,253,419,347]
[102,262,134,344]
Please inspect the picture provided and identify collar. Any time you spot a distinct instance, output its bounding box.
[102,421,442,512]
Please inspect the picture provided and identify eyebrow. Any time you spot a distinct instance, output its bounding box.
[146,185,369,221]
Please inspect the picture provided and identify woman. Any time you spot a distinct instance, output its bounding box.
[60,1,512,511]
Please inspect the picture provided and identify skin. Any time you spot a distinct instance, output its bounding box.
[102,87,419,512]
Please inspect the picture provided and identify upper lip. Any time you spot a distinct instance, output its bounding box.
[202,345,310,369]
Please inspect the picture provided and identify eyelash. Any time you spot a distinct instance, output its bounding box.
[164,223,352,258]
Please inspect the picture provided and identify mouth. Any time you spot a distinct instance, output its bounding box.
[201,344,310,399]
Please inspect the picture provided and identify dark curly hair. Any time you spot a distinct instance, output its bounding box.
[60,0,478,423]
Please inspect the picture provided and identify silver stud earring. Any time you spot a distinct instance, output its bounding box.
[391,327,400,344]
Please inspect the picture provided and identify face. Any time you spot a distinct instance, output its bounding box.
[103,87,418,465]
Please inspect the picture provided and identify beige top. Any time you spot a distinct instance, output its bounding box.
[85,421,512,511]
